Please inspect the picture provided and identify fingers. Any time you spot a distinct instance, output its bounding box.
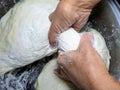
[58,52,73,68]
[57,51,83,88]
[48,0,93,47]
[57,33,94,72]
[48,11,71,47]
[48,19,65,47]
[72,19,87,32]
[72,12,91,32]
[55,51,76,82]
[54,68,71,82]
[48,12,58,47]
[48,1,76,47]
[48,7,67,47]
[48,26,59,48]
[57,51,78,73]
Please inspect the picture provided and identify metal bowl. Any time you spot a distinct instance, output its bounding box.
[89,0,120,80]
[0,0,120,90]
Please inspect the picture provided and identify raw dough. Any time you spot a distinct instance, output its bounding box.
[34,58,78,90]
[0,0,59,75]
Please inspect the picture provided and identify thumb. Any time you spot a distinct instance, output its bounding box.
[49,12,55,22]
[48,19,66,47]
[77,33,94,52]
[72,12,91,32]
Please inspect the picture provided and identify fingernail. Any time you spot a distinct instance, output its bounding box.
[50,43,57,49]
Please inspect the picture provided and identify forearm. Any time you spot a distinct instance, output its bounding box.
[64,0,101,9]
[90,74,120,90]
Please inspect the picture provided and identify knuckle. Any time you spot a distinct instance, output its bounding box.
[58,55,66,65]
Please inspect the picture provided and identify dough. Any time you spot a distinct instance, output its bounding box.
[0,0,59,75]
[57,28,80,51]
[35,29,111,90]
[34,58,78,90]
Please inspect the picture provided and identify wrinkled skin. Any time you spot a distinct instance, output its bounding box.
[56,33,120,90]
[48,0,100,47]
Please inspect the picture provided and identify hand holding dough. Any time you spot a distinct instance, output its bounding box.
[57,28,111,69]
[35,28,111,90]
[57,33,111,89]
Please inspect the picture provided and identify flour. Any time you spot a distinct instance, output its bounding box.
[0,0,58,75]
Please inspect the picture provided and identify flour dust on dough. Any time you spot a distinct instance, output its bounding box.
[0,0,59,75]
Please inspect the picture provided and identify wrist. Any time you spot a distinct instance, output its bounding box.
[60,0,92,15]
[90,73,111,90]
[89,74,120,90]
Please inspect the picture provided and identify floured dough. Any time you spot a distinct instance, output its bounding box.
[34,58,78,90]
[0,0,59,75]
[35,29,111,90]
[57,28,80,51]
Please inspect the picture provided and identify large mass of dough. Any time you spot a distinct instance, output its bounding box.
[0,0,59,74]
[34,29,111,90]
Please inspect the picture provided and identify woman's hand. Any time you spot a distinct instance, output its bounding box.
[56,33,110,89]
[48,0,100,47]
